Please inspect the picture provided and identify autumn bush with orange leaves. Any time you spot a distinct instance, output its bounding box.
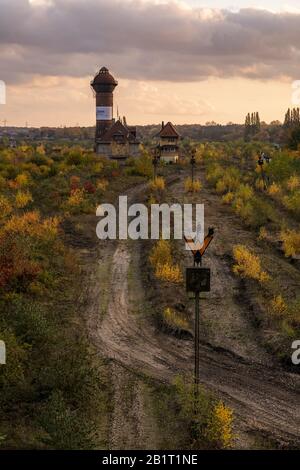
[0,211,61,291]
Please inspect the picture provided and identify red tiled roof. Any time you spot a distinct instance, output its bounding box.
[159,122,179,138]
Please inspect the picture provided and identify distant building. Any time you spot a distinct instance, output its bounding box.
[91,67,140,159]
[158,121,180,163]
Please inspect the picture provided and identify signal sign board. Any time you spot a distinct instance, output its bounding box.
[186,268,211,293]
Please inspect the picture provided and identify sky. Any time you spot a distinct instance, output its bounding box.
[0,0,300,127]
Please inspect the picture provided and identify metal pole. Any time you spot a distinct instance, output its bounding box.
[260,166,267,190]
[194,291,200,398]
[191,163,194,184]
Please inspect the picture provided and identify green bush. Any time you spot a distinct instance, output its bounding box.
[39,391,94,449]
[126,155,153,177]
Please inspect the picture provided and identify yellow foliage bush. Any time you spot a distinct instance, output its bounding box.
[149,240,182,283]
[147,195,157,206]
[149,176,165,192]
[287,175,300,191]
[155,262,183,283]
[268,182,281,197]
[184,178,202,193]
[215,168,240,194]
[258,226,268,241]
[149,239,172,268]
[163,307,188,330]
[283,191,300,216]
[15,191,33,209]
[96,178,108,192]
[270,295,287,318]
[93,162,104,174]
[280,229,300,258]
[222,192,234,204]
[205,401,234,449]
[0,195,13,219]
[66,188,85,208]
[2,211,59,243]
[235,184,254,201]
[233,245,270,283]
[36,144,46,155]
[15,173,30,188]
[206,164,223,185]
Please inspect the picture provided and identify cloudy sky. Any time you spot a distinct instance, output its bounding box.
[0,0,300,127]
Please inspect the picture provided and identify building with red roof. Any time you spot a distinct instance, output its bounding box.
[158,121,180,163]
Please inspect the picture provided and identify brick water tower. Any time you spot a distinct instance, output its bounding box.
[91,66,118,140]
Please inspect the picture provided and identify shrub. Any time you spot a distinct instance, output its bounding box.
[205,401,234,449]
[83,181,96,194]
[173,376,234,449]
[3,211,59,243]
[287,175,300,192]
[163,307,189,330]
[0,195,12,219]
[96,178,108,192]
[66,147,84,166]
[269,295,300,327]
[149,240,182,283]
[155,262,183,283]
[222,192,234,204]
[233,245,270,283]
[184,178,202,193]
[234,184,254,201]
[215,167,240,194]
[39,390,94,449]
[70,176,81,190]
[15,173,30,188]
[127,155,153,178]
[64,189,86,213]
[0,212,60,290]
[0,328,28,402]
[231,185,255,223]
[233,195,275,228]
[287,299,300,326]
[15,191,33,209]
[149,176,165,192]
[267,151,300,182]
[280,230,300,257]
[270,295,287,318]
[283,191,300,217]
[205,163,223,186]
[268,182,281,197]
[258,226,268,241]
[92,162,104,175]
[149,240,172,268]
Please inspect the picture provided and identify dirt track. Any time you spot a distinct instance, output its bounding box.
[87,176,300,449]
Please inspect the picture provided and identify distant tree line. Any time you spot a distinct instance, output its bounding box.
[284,108,300,128]
[244,112,261,140]
[283,108,300,149]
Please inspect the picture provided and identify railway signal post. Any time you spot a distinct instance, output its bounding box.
[190,148,196,184]
[185,228,214,400]
[258,152,271,190]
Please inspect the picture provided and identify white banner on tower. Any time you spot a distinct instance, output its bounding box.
[96,106,112,120]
